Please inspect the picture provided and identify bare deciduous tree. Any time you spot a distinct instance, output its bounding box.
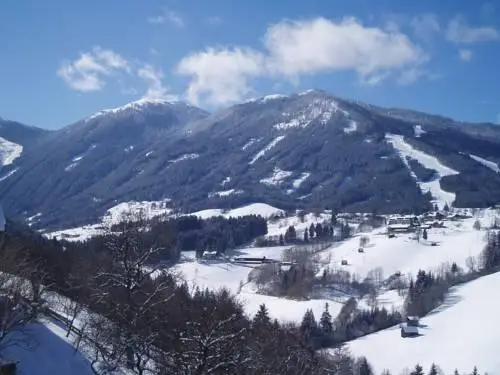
[0,250,46,355]
[81,213,176,375]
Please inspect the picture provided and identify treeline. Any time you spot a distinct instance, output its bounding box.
[299,299,401,350]
[278,213,352,245]
[78,213,267,263]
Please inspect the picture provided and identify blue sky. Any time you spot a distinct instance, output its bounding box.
[1,0,499,129]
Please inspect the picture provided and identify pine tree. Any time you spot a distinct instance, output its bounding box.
[315,223,323,238]
[422,228,428,240]
[471,366,479,375]
[279,234,284,246]
[253,304,271,328]
[411,364,424,375]
[300,309,318,334]
[303,230,309,243]
[356,357,374,375]
[309,223,315,239]
[453,369,460,375]
[428,363,438,375]
[320,302,333,334]
[443,203,450,212]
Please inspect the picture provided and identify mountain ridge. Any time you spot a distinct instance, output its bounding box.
[2,90,500,229]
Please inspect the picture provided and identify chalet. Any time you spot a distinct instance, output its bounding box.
[400,316,419,337]
[387,215,419,233]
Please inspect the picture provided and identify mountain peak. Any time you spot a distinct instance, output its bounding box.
[85,97,194,122]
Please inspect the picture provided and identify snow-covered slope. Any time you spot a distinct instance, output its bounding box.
[173,248,343,324]
[192,203,284,220]
[386,134,459,209]
[469,154,500,173]
[347,271,500,375]
[45,202,284,241]
[46,199,173,241]
[0,136,23,166]
[317,213,490,280]
[1,319,97,375]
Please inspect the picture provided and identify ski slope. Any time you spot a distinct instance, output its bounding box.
[347,271,500,375]
[386,134,459,209]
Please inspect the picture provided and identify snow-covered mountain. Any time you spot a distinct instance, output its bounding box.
[2,90,500,229]
[0,118,48,166]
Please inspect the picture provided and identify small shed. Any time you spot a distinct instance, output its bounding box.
[400,316,419,337]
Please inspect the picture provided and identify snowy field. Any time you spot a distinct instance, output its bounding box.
[173,247,344,323]
[316,214,490,281]
[347,271,500,375]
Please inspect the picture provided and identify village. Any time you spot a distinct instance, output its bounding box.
[179,205,495,340]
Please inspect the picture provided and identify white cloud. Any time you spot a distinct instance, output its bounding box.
[459,49,473,61]
[177,47,265,106]
[148,9,184,28]
[264,18,425,78]
[138,64,178,101]
[57,47,130,92]
[410,14,440,41]
[446,16,499,43]
[177,17,426,106]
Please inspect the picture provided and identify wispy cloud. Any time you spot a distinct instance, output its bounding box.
[459,49,473,62]
[58,48,177,100]
[446,16,499,44]
[148,9,185,28]
[57,47,130,92]
[138,65,178,101]
[177,17,428,106]
[410,14,440,42]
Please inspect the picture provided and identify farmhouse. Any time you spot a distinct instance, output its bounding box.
[387,215,419,233]
[400,316,419,337]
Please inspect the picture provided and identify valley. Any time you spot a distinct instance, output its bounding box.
[2,90,500,375]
